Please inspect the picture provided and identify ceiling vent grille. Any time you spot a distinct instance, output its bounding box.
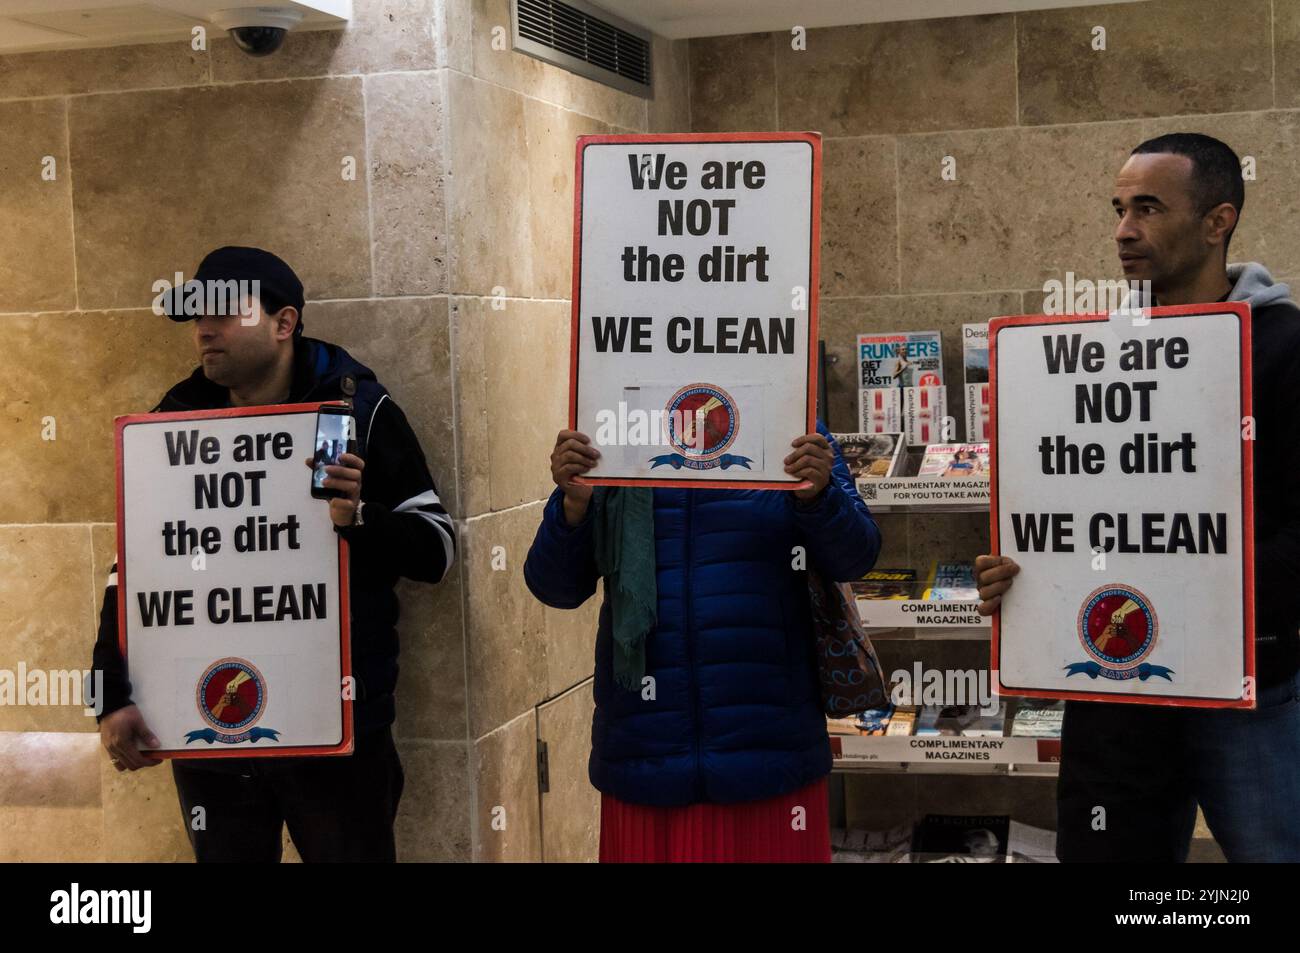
[512,0,652,98]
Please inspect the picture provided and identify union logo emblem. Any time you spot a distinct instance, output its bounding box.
[185,657,280,745]
[649,383,752,473]
[1066,584,1173,682]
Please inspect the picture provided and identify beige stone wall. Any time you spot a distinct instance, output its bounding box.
[691,0,1297,845]
[445,0,688,863]
[0,0,687,862]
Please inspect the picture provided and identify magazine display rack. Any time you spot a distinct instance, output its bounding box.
[832,441,1065,777]
[827,325,1060,862]
[832,471,1037,778]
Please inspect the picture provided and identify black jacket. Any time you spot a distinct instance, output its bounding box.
[91,335,456,738]
[1130,265,1300,687]
[1244,295,1300,686]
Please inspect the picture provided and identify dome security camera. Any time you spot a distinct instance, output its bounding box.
[211,7,305,57]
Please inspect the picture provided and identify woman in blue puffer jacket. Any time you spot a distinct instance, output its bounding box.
[523,421,881,862]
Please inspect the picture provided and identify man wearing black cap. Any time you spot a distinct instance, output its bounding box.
[91,246,457,862]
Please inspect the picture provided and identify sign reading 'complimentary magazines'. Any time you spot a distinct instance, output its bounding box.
[570,133,821,488]
[116,404,352,757]
[991,304,1254,708]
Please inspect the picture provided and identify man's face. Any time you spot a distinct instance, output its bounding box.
[191,294,283,389]
[1112,152,1220,295]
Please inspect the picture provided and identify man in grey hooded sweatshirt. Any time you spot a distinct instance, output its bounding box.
[977,133,1300,862]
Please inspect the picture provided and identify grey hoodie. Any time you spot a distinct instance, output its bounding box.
[1120,261,1294,310]
[1226,261,1295,309]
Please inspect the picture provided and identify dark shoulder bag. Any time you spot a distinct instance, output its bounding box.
[807,567,888,716]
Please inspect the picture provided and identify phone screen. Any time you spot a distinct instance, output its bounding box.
[312,411,351,491]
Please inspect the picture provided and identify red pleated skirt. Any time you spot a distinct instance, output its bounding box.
[598,776,832,863]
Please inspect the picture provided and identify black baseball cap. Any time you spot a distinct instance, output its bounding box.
[164,245,305,335]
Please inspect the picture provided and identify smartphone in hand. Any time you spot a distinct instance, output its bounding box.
[310,404,356,500]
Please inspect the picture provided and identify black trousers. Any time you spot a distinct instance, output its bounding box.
[1056,671,1300,862]
[1056,700,1195,862]
[171,725,404,863]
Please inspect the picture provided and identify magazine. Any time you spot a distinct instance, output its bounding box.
[911,814,1010,863]
[1010,700,1066,738]
[849,568,918,601]
[916,442,989,479]
[838,818,1052,864]
[921,561,979,600]
[833,431,905,482]
[1007,820,1059,863]
[960,703,1007,737]
[857,331,944,445]
[915,703,1004,736]
[916,705,980,736]
[884,706,918,736]
[962,322,990,442]
[826,716,864,735]
[832,824,913,863]
[855,704,895,735]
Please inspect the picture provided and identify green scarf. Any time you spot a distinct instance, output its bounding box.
[591,486,657,691]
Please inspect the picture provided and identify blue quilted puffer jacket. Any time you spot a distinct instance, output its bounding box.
[523,422,881,807]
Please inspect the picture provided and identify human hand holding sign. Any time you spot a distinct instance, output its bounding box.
[304,451,365,527]
[975,554,1020,615]
[550,430,599,527]
[100,704,162,771]
[785,433,833,500]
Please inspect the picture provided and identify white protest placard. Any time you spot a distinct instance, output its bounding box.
[991,304,1254,708]
[115,403,352,757]
[570,132,821,488]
